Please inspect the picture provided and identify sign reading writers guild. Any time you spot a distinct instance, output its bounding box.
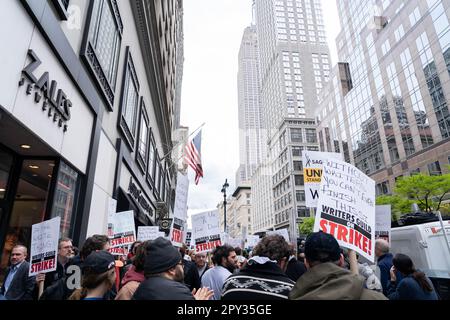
[128,177,154,224]
[19,50,72,132]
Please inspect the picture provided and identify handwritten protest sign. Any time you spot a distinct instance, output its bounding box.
[376,205,391,243]
[192,210,222,253]
[29,217,60,276]
[109,210,136,248]
[303,151,343,208]
[137,226,160,241]
[314,158,376,262]
[245,235,260,248]
[267,229,290,242]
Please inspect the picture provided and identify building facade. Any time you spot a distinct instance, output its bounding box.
[317,0,450,195]
[270,119,319,240]
[236,25,266,186]
[253,0,328,240]
[0,0,183,276]
[251,163,274,234]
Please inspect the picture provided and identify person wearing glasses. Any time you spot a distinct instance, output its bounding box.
[35,237,74,294]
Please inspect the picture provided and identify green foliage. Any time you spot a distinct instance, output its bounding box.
[376,172,450,220]
[395,174,450,213]
[376,195,414,221]
[299,217,315,236]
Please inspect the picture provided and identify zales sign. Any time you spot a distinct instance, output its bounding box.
[19,50,72,132]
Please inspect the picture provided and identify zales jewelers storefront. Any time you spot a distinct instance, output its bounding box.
[0,3,95,278]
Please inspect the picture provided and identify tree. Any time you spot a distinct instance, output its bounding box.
[376,195,414,221]
[395,174,450,213]
[299,217,315,236]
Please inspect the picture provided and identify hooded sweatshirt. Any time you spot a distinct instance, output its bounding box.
[115,265,145,300]
[289,262,387,300]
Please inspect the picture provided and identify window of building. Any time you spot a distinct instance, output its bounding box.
[428,161,442,175]
[305,128,317,143]
[297,206,308,217]
[294,175,304,186]
[296,190,305,202]
[52,0,71,20]
[291,128,302,142]
[136,100,149,173]
[293,161,303,171]
[292,146,303,157]
[81,0,123,110]
[119,48,140,150]
[146,133,157,187]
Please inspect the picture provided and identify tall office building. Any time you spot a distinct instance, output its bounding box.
[236,25,266,186]
[317,0,450,195]
[252,0,330,241]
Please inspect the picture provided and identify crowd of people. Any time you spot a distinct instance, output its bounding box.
[0,232,440,300]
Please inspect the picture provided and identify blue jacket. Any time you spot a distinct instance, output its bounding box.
[387,274,439,300]
[377,253,393,296]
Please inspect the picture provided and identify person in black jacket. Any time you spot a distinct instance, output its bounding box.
[0,245,35,300]
[222,235,295,300]
[285,245,307,282]
[132,237,213,300]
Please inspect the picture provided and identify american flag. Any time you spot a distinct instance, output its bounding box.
[184,130,203,184]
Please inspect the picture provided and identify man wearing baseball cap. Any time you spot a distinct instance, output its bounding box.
[68,250,116,300]
[132,237,213,300]
[289,231,387,300]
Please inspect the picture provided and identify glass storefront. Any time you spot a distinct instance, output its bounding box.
[0,145,81,280]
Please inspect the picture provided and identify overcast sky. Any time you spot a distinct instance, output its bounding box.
[180,0,341,225]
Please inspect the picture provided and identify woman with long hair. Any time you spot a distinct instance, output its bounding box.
[68,251,116,300]
[387,253,438,300]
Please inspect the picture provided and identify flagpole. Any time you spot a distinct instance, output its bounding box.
[160,122,205,161]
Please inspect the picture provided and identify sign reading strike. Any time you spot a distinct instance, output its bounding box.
[137,226,160,241]
[110,210,136,248]
[170,218,186,247]
[29,217,60,276]
[192,210,222,253]
[375,205,391,243]
[314,158,376,262]
[303,151,343,208]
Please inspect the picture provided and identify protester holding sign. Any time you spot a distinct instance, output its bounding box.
[0,245,35,300]
[289,232,387,300]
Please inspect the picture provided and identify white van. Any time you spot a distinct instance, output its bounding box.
[391,219,450,299]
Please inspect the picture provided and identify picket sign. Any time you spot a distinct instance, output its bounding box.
[191,210,222,253]
[314,158,376,262]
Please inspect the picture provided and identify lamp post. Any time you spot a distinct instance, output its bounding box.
[221,179,229,233]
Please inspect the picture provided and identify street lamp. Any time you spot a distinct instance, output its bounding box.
[221,179,229,233]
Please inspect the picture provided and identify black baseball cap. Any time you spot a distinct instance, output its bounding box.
[304,231,341,263]
[82,250,115,274]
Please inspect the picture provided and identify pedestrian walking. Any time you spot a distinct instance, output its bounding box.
[387,253,438,300]
[289,231,387,300]
[132,237,213,300]
[222,235,295,300]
